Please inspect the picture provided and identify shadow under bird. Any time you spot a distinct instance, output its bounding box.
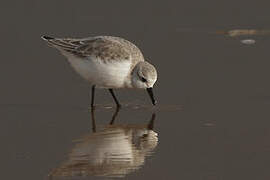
[42,35,158,107]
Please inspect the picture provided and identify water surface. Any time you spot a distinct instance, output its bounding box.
[1,0,270,179]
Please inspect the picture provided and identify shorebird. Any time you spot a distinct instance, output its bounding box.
[42,35,157,107]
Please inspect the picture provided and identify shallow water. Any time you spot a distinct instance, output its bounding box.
[1,0,270,179]
[49,108,158,178]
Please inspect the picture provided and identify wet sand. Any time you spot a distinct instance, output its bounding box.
[1,0,270,179]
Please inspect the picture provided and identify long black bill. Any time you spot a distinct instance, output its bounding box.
[146,88,157,105]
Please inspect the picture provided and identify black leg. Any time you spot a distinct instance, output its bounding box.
[109,106,120,125]
[91,85,96,107]
[108,89,121,107]
[90,107,96,133]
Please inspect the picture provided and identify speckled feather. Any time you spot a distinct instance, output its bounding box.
[45,36,145,65]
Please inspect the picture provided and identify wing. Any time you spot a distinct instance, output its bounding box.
[42,36,134,62]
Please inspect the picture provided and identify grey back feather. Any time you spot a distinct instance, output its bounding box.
[44,36,145,64]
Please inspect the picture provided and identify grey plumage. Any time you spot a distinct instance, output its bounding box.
[42,36,144,64]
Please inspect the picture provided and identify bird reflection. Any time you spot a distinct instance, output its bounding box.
[49,108,158,178]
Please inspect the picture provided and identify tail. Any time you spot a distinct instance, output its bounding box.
[41,35,55,41]
[41,35,77,51]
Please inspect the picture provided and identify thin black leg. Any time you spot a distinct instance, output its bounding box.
[108,89,121,107]
[91,85,96,107]
[90,107,96,133]
[109,106,120,125]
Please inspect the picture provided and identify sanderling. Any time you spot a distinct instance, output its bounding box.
[42,35,157,107]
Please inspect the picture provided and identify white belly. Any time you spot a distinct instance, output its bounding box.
[66,56,132,88]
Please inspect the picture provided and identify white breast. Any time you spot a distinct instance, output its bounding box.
[66,56,132,88]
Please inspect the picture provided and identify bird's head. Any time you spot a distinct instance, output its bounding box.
[131,61,157,105]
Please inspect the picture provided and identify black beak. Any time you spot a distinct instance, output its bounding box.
[147,88,157,105]
[147,113,156,130]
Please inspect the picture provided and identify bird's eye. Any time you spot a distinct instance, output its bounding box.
[141,77,147,82]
